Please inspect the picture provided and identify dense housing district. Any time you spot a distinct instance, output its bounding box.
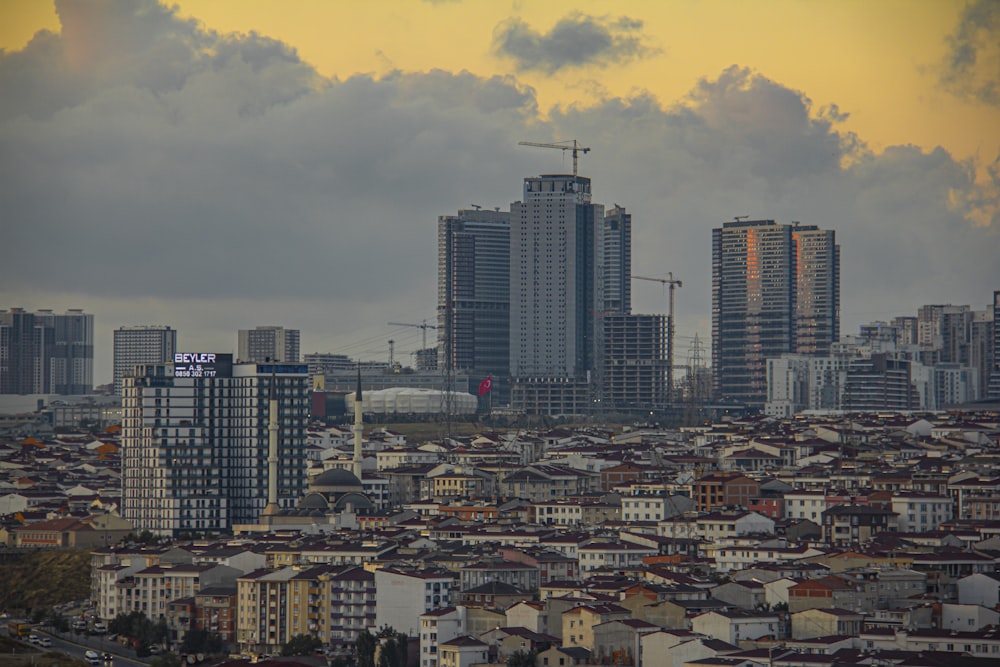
[4,411,1000,667]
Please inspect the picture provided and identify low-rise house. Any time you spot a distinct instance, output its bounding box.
[460,560,539,592]
[709,581,766,610]
[787,575,862,613]
[956,571,1000,608]
[536,645,591,667]
[499,547,578,583]
[639,631,739,667]
[577,541,658,573]
[694,512,775,540]
[910,550,996,600]
[863,606,934,631]
[592,619,659,665]
[790,608,863,639]
[709,542,825,573]
[941,602,1000,631]
[459,581,527,609]
[690,610,780,644]
[479,627,557,663]
[12,513,132,548]
[820,505,898,545]
[506,601,548,635]
[439,635,488,667]
[562,603,631,650]
[858,627,1000,658]
[533,498,620,527]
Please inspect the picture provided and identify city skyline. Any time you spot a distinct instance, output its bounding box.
[2,0,998,385]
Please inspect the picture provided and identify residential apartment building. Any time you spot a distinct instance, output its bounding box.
[891,492,954,533]
[691,473,759,512]
[509,174,604,415]
[712,220,839,407]
[990,290,1000,398]
[121,354,310,534]
[374,568,454,637]
[437,208,511,393]
[0,308,93,395]
[237,326,300,363]
[113,325,176,396]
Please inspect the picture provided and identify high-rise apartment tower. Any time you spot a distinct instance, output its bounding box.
[121,354,309,535]
[113,325,177,396]
[238,326,300,363]
[509,174,605,415]
[712,220,839,407]
[437,208,511,386]
[1,308,94,395]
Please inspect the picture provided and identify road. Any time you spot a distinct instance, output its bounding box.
[4,626,148,667]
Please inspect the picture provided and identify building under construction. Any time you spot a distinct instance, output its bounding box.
[600,313,668,414]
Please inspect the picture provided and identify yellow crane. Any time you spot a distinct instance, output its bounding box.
[518,139,591,176]
[632,273,683,406]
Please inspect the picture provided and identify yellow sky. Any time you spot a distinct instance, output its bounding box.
[3,0,998,164]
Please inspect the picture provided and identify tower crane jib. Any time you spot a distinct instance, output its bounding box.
[518,140,591,177]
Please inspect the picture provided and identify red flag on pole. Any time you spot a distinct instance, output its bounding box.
[478,375,492,397]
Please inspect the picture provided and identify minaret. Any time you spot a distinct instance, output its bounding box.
[352,365,364,480]
[262,366,281,516]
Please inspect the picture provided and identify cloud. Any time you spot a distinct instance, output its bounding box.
[1,1,997,383]
[940,0,1000,105]
[493,12,656,74]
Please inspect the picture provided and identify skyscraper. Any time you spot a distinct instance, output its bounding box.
[509,174,604,415]
[712,219,839,407]
[40,309,94,395]
[989,290,1000,399]
[238,326,300,363]
[437,208,510,384]
[121,354,309,535]
[113,325,177,396]
[0,308,94,395]
[0,308,39,394]
[792,225,840,355]
[602,206,631,314]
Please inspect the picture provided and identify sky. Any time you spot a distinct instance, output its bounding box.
[1,0,999,386]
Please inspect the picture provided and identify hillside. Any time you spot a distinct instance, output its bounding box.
[0,549,92,613]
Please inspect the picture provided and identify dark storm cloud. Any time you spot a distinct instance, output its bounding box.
[940,0,1000,105]
[549,67,999,332]
[492,12,655,74]
[1,0,997,375]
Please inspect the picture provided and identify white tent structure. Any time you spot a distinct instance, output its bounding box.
[344,387,477,415]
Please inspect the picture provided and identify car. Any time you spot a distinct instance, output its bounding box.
[28,635,40,645]
[91,623,107,635]
[38,637,52,648]
[103,652,113,664]
[85,650,101,666]
[148,646,162,655]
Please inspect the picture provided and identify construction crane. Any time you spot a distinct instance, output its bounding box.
[632,273,683,407]
[518,139,591,177]
[387,320,438,353]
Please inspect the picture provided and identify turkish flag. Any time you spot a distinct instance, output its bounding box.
[478,375,492,396]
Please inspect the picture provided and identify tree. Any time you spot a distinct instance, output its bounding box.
[180,628,224,655]
[355,630,377,667]
[375,628,408,667]
[506,650,537,667]
[281,634,322,657]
